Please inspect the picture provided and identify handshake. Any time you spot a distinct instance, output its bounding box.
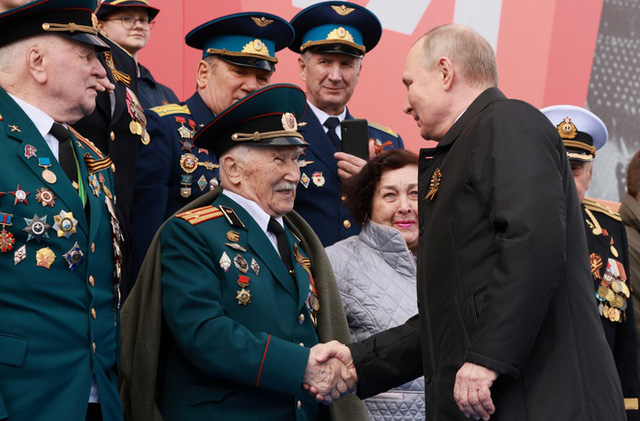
[302,340,357,405]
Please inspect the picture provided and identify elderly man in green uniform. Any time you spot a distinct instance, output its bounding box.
[543,105,639,420]
[131,12,294,284]
[0,1,123,420]
[121,84,367,420]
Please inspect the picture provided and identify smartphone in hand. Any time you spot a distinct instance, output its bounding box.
[340,119,369,161]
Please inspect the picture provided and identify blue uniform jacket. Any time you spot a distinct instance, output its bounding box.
[137,64,179,110]
[158,193,321,421]
[132,91,217,279]
[294,105,404,246]
[0,89,122,421]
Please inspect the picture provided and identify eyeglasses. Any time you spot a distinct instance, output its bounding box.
[105,16,155,30]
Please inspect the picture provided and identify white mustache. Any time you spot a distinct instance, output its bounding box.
[275,182,296,191]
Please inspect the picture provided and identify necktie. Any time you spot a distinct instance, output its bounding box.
[50,123,77,184]
[323,117,341,151]
[267,217,295,278]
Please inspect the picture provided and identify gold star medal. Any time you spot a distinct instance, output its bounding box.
[53,210,78,238]
[236,275,252,305]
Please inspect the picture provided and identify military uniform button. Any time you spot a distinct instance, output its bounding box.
[109,131,115,141]
[111,163,116,173]
[91,243,95,253]
[299,342,304,347]
[298,314,305,324]
[297,400,302,410]
[341,195,347,201]
[91,308,96,319]
[92,342,96,353]
[343,220,351,229]
[89,275,95,287]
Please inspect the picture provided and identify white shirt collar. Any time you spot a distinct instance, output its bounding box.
[307,100,348,127]
[222,190,284,236]
[8,93,56,138]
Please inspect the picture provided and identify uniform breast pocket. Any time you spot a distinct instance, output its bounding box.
[0,333,28,367]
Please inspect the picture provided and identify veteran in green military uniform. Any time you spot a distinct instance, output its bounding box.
[543,105,639,420]
[121,84,367,421]
[0,1,124,420]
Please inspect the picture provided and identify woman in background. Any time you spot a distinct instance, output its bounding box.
[325,149,424,421]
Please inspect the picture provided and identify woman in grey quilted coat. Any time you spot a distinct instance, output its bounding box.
[325,150,424,421]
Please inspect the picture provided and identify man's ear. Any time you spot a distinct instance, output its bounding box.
[297,56,307,82]
[220,154,243,187]
[438,57,454,91]
[27,45,47,85]
[196,60,211,90]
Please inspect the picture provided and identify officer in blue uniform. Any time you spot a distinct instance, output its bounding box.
[543,105,639,420]
[289,1,404,246]
[131,12,294,280]
[0,1,123,420]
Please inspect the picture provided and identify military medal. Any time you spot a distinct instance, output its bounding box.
[88,174,101,197]
[180,153,198,174]
[38,157,57,184]
[226,231,240,242]
[0,212,15,253]
[63,242,85,271]
[197,175,208,191]
[426,168,442,202]
[10,185,30,205]
[234,254,249,273]
[53,210,78,238]
[298,160,314,168]
[35,187,56,207]
[209,177,219,190]
[125,87,150,145]
[13,245,26,265]
[236,275,252,305]
[176,117,195,139]
[225,242,247,252]
[180,139,194,152]
[219,251,231,272]
[312,171,325,187]
[180,175,192,199]
[36,247,55,269]
[294,244,319,328]
[23,214,51,243]
[250,258,260,275]
[589,253,602,280]
[300,173,310,189]
[24,144,37,159]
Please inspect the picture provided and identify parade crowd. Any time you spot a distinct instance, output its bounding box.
[0,0,639,421]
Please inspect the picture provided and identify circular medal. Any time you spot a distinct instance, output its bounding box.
[42,169,57,184]
[180,153,198,174]
[129,120,141,136]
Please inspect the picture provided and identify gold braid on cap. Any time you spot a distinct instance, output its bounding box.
[563,139,596,156]
[231,130,303,142]
[206,47,278,63]
[42,22,98,35]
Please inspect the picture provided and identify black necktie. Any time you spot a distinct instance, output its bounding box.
[267,217,295,278]
[324,117,341,151]
[50,123,77,184]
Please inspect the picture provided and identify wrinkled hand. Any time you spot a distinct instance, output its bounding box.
[302,341,357,404]
[453,362,498,420]
[334,140,375,180]
[96,76,115,93]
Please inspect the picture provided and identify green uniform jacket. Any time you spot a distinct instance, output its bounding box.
[0,88,122,421]
[120,188,366,421]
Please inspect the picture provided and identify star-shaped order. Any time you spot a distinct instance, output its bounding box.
[23,214,51,242]
[53,210,78,238]
[9,184,30,205]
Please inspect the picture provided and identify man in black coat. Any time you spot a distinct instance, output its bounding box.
[311,23,627,421]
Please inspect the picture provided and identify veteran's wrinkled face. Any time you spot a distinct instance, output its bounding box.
[98,8,151,57]
[298,51,361,115]
[44,36,107,123]
[240,146,303,218]
[370,164,419,254]
[199,57,272,115]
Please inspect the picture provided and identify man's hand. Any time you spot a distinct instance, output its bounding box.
[453,362,498,420]
[334,140,376,180]
[96,77,115,93]
[302,341,357,404]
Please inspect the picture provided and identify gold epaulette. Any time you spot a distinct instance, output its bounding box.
[583,198,622,222]
[176,205,224,225]
[68,126,105,159]
[368,121,399,138]
[150,104,190,117]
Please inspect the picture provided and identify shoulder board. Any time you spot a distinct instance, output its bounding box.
[583,198,622,222]
[68,127,105,159]
[368,121,399,138]
[150,104,190,117]
[218,205,245,228]
[176,205,223,225]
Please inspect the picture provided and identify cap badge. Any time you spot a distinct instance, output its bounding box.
[332,5,355,15]
[327,27,354,43]
[251,16,273,27]
[241,39,270,57]
[281,113,298,131]
[557,117,578,139]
